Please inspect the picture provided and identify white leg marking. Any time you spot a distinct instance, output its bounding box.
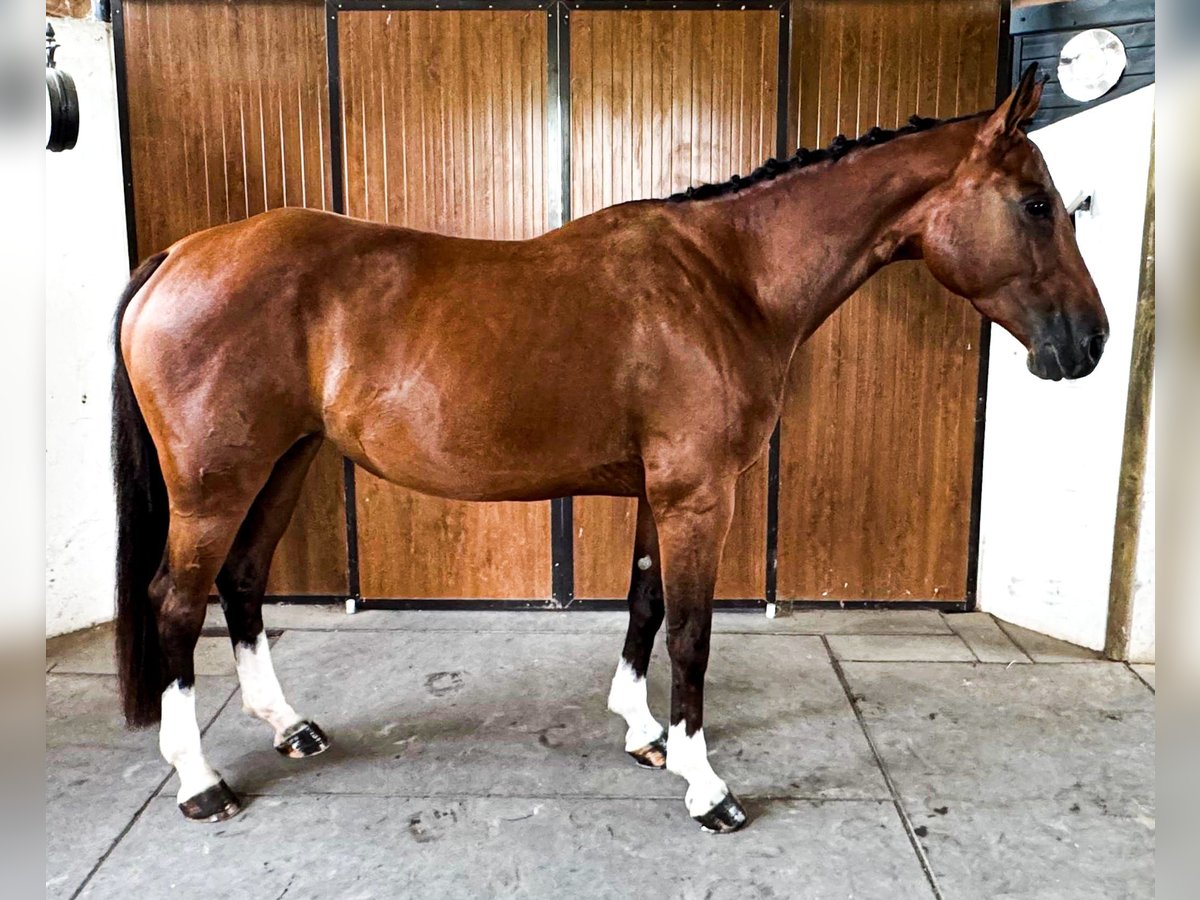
[607,659,664,751]
[235,632,303,743]
[637,555,653,571]
[666,724,729,817]
[160,681,220,803]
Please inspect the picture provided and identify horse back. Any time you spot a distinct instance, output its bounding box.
[123,206,775,502]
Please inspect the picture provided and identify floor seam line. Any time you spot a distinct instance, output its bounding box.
[821,635,945,900]
[953,628,982,663]
[232,626,960,636]
[991,618,1039,664]
[1123,661,1155,693]
[938,610,982,663]
[981,613,1035,664]
[68,771,173,900]
[47,671,241,679]
[196,791,897,802]
[825,658,1110,666]
[69,682,241,900]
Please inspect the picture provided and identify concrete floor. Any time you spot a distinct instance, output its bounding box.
[46,607,1155,899]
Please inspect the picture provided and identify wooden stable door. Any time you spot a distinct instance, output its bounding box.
[338,9,554,600]
[121,0,348,597]
[777,0,1000,602]
[118,0,1001,607]
[568,9,778,601]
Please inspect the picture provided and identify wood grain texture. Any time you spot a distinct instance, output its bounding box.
[569,10,777,600]
[339,10,552,599]
[778,0,999,602]
[122,0,347,595]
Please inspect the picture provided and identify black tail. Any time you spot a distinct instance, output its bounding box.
[112,251,169,728]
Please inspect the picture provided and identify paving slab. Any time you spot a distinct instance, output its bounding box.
[841,661,1154,899]
[915,799,1154,899]
[843,662,1154,805]
[46,744,169,900]
[46,674,237,899]
[198,630,889,803]
[827,634,976,662]
[993,620,1102,662]
[943,612,1031,664]
[80,795,931,900]
[203,603,953,635]
[46,622,114,672]
[50,621,236,677]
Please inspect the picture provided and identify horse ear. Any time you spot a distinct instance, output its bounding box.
[976,63,1045,155]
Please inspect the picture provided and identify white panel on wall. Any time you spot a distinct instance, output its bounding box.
[45,17,130,636]
[978,86,1154,653]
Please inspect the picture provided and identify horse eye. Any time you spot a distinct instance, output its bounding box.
[1025,199,1052,219]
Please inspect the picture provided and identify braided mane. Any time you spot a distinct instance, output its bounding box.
[667,113,981,202]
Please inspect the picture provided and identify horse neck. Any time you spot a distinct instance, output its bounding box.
[720,119,979,354]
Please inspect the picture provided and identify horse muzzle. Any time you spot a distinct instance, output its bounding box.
[1026,323,1108,381]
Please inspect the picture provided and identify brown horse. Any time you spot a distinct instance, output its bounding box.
[113,66,1105,832]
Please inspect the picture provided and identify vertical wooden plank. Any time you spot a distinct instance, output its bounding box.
[778,1,1000,603]
[339,10,552,600]
[570,10,777,600]
[123,0,346,596]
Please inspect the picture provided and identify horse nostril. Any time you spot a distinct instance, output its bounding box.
[1085,332,1107,365]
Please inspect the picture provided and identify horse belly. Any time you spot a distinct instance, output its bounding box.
[326,369,640,502]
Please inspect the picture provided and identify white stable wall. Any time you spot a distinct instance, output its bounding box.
[45,16,129,637]
[978,86,1155,657]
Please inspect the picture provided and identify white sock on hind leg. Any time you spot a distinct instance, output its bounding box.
[607,659,664,751]
[160,681,221,803]
[234,632,303,743]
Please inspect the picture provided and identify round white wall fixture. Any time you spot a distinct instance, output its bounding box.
[1058,28,1128,103]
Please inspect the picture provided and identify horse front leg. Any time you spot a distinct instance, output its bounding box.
[651,480,747,833]
[608,495,667,768]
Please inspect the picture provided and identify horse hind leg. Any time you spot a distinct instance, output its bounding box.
[216,434,330,758]
[154,438,314,821]
[607,495,668,769]
[152,504,250,821]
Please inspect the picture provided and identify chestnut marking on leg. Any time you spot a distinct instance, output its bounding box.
[160,680,239,820]
[234,632,328,758]
[607,659,666,767]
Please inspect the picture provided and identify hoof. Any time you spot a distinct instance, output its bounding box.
[694,792,748,834]
[179,780,241,822]
[275,720,330,759]
[627,733,667,769]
